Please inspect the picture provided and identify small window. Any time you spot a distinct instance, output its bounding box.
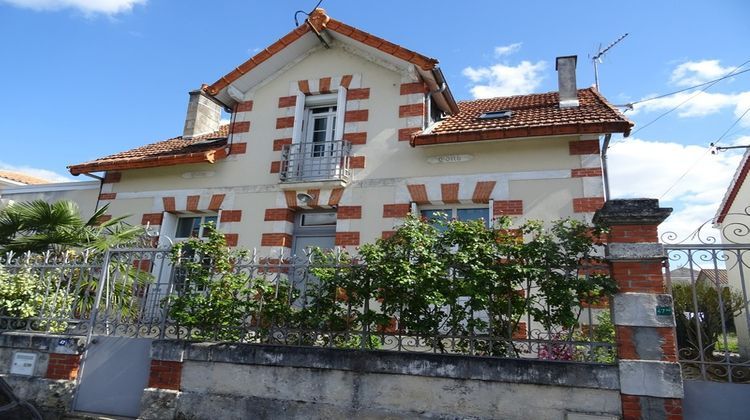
[175,215,217,239]
[479,110,512,119]
[420,206,489,227]
[301,212,337,227]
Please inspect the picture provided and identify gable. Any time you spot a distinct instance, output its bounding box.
[203,8,457,115]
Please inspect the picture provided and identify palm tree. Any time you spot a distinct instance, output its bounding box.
[0,200,152,329]
[0,200,144,254]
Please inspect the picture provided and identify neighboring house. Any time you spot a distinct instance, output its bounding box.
[0,170,50,190]
[0,168,98,216]
[668,267,699,285]
[10,9,632,258]
[0,180,100,216]
[714,148,750,357]
[695,269,728,285]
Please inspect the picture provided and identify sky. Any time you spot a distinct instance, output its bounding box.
[1,0,749,241]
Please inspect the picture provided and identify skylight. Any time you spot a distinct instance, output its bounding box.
[479,110,513,119]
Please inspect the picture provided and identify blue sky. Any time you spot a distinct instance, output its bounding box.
[1,0,749,238]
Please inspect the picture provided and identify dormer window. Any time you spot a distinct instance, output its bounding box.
[479,110,513,120]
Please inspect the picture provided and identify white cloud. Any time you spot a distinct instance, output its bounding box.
[608,138,743,241]
[0,162,74,183]
[494,43,522,57]
[0,0,145,15]
[671,59,737,87]
[463,60,547,99]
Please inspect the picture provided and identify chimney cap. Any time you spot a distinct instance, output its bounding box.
[555,55,578,71]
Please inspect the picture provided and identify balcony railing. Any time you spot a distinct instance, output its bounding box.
[280,140,352,183]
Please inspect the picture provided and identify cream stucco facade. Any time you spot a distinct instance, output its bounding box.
[95,44,603,255]
[4,40,609,258]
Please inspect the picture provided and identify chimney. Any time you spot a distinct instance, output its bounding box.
[183,89,222,139]
[555,55,579,108]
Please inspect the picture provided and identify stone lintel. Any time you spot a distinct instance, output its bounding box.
[607,243,666,260]
[619,360,683,398]
[593,199,672,226]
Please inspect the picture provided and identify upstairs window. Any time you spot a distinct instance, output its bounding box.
[304,105,337,156]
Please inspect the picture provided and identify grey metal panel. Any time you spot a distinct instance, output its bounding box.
[683,380,750,420]
[75,337,153,417]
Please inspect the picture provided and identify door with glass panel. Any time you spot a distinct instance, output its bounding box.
[299,106,338,180]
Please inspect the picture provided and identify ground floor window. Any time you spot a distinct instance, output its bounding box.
[419,206,490,227]
[175,215,218,239]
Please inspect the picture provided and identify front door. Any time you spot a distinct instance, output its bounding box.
[292,211,337,258]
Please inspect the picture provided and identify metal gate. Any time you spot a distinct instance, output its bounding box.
[72,248,175,417]
[663,216,750,419]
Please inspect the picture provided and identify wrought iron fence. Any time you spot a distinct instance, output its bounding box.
[280,140,351,183]
[663,211,750,383]
[0,247,614,363]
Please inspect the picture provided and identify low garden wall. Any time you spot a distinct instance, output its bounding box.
[141,340,622,420]
[0,332,84,419]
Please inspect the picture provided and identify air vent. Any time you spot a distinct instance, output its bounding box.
[479,110,512,119]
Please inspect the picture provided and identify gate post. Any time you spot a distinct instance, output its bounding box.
[593,199,683,420]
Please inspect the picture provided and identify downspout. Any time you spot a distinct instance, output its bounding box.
[601,133,612,200]
[83,172,105,215]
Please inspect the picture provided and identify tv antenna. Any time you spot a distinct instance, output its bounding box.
[591,33,629,90]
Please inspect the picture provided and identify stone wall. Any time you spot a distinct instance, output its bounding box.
[0,332,84,419]
[141,340,622,420]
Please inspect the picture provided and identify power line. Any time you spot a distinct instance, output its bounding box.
[631,59,750,137]
[658,103,750,199]
[614,67,750,109]
[608,59,750,150]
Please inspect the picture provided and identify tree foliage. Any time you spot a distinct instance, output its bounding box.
[673,280,745,355]
[0,200,144,254]
[162,216,616,356]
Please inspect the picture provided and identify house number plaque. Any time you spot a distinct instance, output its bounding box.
[656,306,673,316]
[427,154,474,164]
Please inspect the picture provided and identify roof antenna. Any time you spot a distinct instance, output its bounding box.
[590,33,628,91]
[294,0,324,26]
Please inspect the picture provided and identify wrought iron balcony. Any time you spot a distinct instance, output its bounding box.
[280,140,352,184]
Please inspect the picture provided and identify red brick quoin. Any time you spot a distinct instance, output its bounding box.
[45,354,80,380]
[147,360,182,390]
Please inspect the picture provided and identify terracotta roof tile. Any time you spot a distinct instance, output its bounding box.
[68,126,229,175]
[0,170,51,185]
[412,87,633,146]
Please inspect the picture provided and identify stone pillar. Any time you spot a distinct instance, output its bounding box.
[593,199,683,420]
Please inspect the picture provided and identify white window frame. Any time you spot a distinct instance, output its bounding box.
[303,105,338,147]
[418,204,491,227]
[172,213,220,240]
[291,89,347,145]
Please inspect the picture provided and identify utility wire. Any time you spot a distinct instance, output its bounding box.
[631,59,750,137]
[658,103,750,199]
[614,67,750,109]
[608,59,750,149]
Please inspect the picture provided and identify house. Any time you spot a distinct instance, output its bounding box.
[9,8,632,258]
[0,171,99,212]
[0,170,51,189]
[714,148,750,357]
